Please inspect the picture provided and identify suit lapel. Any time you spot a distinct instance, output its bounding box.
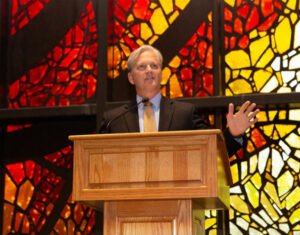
[159,97,174,131]
[124,102,140,132]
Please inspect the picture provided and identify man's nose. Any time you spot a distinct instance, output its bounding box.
[145,64,153,71]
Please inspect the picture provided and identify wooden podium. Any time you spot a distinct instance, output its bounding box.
[69,130,232,235]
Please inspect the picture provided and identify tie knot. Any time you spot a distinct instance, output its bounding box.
[144,101,152,107]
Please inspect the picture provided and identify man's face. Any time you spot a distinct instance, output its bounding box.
[128,50,162,98]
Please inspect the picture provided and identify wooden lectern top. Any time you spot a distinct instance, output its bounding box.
[69,130,232,210]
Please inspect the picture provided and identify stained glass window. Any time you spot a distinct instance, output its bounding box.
[3,0,98,233]
[224,0,300,233]
[2,0,300,234]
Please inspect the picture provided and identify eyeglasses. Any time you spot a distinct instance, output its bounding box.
[135,63,160,71]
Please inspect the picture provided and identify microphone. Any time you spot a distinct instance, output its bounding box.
[104,97,149,133]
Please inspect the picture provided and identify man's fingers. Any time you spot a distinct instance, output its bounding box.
[239,100,251,113]
[228,103,234,118]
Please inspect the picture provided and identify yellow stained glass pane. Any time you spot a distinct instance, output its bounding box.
[149,35,159,45]
[240,70,252,81]
[290,208,300,224]
[279,110,287,120]
[226,50,250,69]
[257,111,267,122]
[17,180,34,210]
[120,43,131,57]
[127,14,134,23]
[274,17,292,54]
[253,69,272,91]
[140,23,153,40]
[169,55,181,68]
[249,36,270,65]
[250,172,262,189]
[225,0,235,7]
[286,187,300,210]
[257,49,274,68]
[287,158,300,173]
[261,124,276,139]
[175,0,189,10]
[245,182,259,208]
[261,192,280,220]
[278,171,294,197]
[228,79,253,94]
[169,10,180,24]
[150,8,168,34]
[277,124,297,138]
[230,163,239,184]
[161,0,173,15]
[230,195,250,214]
[161,67,171,85]
[264,182,281,208]
[287,0,297,10]
[205,218,216,229]
[268,111,278,122]
[249,155,258,174]
[285,133,300,148]
[4,174,17,203]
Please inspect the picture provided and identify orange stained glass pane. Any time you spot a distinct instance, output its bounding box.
[53,218,66,234]
[17,180,34,210]
[4,174,17,203]
[14,212,24,232]
[3,203,15,234]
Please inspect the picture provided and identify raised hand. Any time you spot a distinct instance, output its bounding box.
[227,101,260,137]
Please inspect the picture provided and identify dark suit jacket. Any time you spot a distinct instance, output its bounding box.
[99,96,244,156]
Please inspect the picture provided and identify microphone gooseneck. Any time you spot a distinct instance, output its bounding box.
[105,97,150,132]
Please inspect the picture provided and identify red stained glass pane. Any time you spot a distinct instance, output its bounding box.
[261,0,274,17]
[245,7,259,32]
[251,128,267,149]
[25,160,36,179]
[234,18,243,34]
[238,35,249,49]
[6,163,25,185]
[28,1,44,19]
[115,0,132,11]
[224,7,232,21]
[132,0,151,20]
[258,13,278,31]
[237,4,250,18]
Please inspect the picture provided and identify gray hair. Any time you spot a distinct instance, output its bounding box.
[127,45,163,72]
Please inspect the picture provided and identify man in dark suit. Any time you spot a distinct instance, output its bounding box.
[99,45,260,156]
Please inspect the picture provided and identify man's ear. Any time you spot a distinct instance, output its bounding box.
[128,73,135,85]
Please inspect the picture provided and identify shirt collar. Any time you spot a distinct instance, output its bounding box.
[136,93,161,109]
